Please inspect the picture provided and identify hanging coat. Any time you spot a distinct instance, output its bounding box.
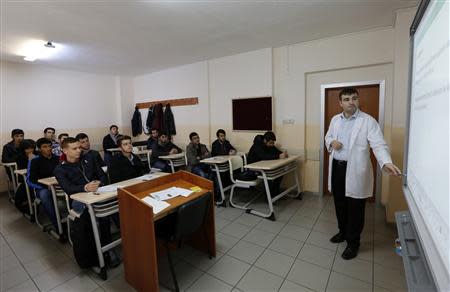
[145,105,154,134]
[131,106,143,137]
[151,103,164,132]
[163,103,176,136]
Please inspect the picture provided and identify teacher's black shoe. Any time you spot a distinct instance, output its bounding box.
[329,232,345,243]
[341,246,358,260]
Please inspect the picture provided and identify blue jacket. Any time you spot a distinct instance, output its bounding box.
[27,154,60,190]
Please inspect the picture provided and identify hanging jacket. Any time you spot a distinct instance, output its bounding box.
[131,107,143,137]
[163,103,176,136]
[151,103,164,132]
[145,105,154,134]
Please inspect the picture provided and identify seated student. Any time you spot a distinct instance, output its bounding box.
[147,128,159,150]
[247,131,288,196]
[16,139,37,170]
[150,131,182,172]
[44,127,62,157]
[2,129,25,180]
[186,132,212,179]
[53,133,68,159]
[102,125,120,165]
[211,129,236,156]
[27,138,60,229]
[54,137,119,266]
[76,133,105,168]
[109,135,145,183]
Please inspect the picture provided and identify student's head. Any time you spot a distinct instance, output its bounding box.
[44,127,56,140]
[11,129,24,144]
[58,133,69,144]
[36,138,53,157]
[216,129,226,142]
[117,135,133,154]
[189,132,200,145]
[20,139,36,156]
[109,125,119,136]
[263,131,276,147]
[158,131,169,144]
[338,87,359,115]
[75,133,90,151]
[61,137,81,161]
[151,128,159,139]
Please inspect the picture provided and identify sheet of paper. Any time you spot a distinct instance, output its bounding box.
[136,174,155,181]
[142,196,170,214]
[172,187,193,197]
[150,187,180,201]
[96,185,124,193]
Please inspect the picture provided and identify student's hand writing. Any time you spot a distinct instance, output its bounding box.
[229,149,236,155]
[279,151,288,159]
[169,148,178,154]
[331,140,343,151]
[382,163,402,176]
[85,181,100,192]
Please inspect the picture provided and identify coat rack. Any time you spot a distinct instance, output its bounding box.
[135,97,198,109]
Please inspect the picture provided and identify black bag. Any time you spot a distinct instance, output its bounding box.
[236,170,258,181]
[14,183,30,214]
[71,210,99,268]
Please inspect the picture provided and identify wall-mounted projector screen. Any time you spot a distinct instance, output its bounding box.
[404,0,449,290]
[232,97,272,131]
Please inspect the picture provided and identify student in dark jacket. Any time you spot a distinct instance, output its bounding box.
[247,131,288,196]
[27,138,60,229]
[147,128,159,150]
[76,133,105,169]
[186,132,212,178]
[2,129,25,180]
[151,131,182,172]
[16,139,37,170]
[102,125,119,166]
[211,129,236,156]
[109,135,145,183]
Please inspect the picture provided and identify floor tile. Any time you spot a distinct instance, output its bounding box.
[255,219,285,234]
[101,274,136,292]
[158,261,203,291]
[187,273,232,291]
[22,250,72,278]
[215,217,232,231]
[313,220,338,235]
[288,214,316,229]
[5,279,39,292]
[279,224,310,241]
[242,229,276,248]
[236,266,284,292]
[183,249,224,272]
[333,255,373,283]
[254,249,294,278]
[234,213,262,228]
[306,231,338,251]
[217,207,244,221]
[221,222,252,239]
[298,243,336,269]
[326,271,372,292]
[1,254,22,273]
[1,265,30,291]
[32,260,82,291]
[50,273,99,292]
[207,255,250,286]
[268,235,303,258]
[373,263,408,292]
[216,232,240,253]
[287,259,331,292]
[227,240,265,264]
[279,280,315,292]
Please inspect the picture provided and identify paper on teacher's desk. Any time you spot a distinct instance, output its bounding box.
[96,185,124,193]
[142,196,170,214]
[172,187,193,197]
[151,187,180,201]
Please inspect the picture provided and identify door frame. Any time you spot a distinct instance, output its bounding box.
[319,80,386,203]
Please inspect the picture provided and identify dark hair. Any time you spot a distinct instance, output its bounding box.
[61,137,78,149]
[36,138,52,149]
[58,133,69,140]
[151,128,159,133]
[109,125,118,130]
[75,133,89,141]
[11,129,24,138]
[159,130,168,137]
[20,139,36,152]
[44,127,56,134]
[339,87,359,100]
[216,129,226,137]
[117,135,132,147]
[263,131,276,142]
[189,132,199,140]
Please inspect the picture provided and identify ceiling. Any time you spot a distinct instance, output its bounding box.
[1,0,417,75]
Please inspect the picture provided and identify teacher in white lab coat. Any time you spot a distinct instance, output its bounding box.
[324,87,401,260]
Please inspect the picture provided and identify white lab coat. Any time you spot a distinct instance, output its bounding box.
[324,111,392,199]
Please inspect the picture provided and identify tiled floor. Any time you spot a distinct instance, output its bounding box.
[0,192,407,292]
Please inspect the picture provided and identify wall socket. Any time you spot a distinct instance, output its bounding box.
[282,119,295,125]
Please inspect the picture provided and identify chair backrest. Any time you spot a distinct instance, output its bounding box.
[228,156,244,183]
[101,166,108,174]
[173,194,210,240]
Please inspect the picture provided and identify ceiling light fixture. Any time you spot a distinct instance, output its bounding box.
[23,41,56,62]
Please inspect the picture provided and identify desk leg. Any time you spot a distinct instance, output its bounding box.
[22,175,34,219]
[49,185,64,238]
[168,159,175,173]
[88,205,107,280]
[213,165,227,207]
[246,171,276,221]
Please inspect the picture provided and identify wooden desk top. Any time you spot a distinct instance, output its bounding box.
[245,155,300,171]
[71,172,168,205]
[38,176,58,186]
[106,148,121,152]
[14,169,27,176]
[159,153,185,160]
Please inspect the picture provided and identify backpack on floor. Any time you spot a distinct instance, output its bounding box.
[71,210,99,269]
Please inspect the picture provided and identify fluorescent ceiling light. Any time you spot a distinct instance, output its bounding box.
[19,40,57,62]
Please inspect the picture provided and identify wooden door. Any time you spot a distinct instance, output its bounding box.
[323,84,380,200]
